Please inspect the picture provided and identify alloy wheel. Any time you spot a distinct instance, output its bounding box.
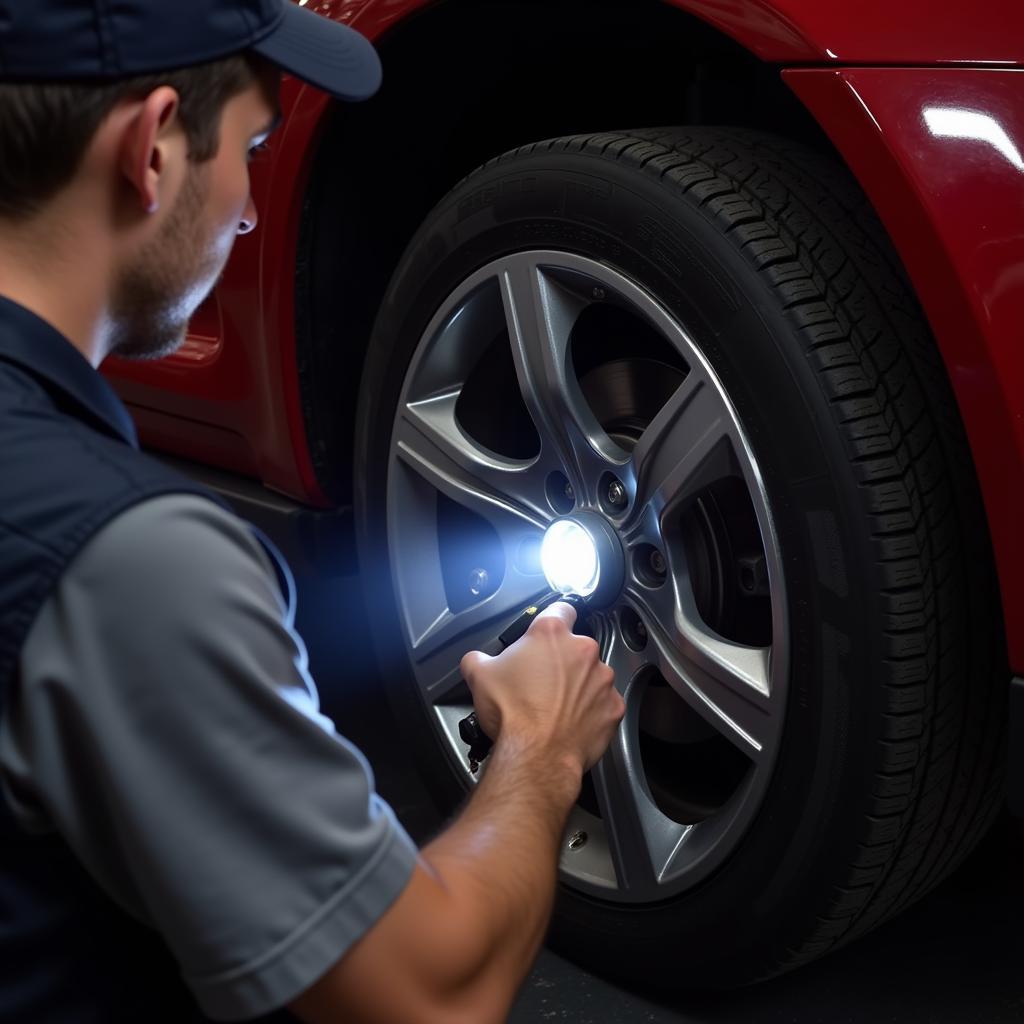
[386,250,788,902]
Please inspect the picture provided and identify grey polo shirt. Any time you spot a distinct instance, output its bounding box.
[0,494,418,1021]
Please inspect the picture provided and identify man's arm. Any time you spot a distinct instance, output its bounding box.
[290,607,624,1024]
[1,494,421,1020]
[290,742,578,1024]
[2,492,620,1022]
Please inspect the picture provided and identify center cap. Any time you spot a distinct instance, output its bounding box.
[542,511,625,608]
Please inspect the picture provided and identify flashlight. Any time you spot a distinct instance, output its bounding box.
[540,519,600,598]
[458,592,588,773]
[459,513,621,772]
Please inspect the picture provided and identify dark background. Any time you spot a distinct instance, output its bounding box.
[297,562,1024,1024]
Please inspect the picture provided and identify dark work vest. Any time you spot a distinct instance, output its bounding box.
[0,296,293,1023]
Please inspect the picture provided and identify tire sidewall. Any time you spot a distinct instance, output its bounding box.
[355,150,885,982]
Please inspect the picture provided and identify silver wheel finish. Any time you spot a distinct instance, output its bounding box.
[386,251,788,902]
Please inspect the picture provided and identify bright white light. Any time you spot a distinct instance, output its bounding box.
[923,107,1024,172]
[541,519,599,597]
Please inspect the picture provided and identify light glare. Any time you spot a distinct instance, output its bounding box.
[923,107,1024,172]
[541,519,599,597]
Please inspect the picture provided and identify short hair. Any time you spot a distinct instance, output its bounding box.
[0,53,260,221]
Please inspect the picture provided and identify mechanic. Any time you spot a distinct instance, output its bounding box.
[0,3,624,1022]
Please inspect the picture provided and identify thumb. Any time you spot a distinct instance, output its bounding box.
[460,649,491,682]
[530,599,577,631]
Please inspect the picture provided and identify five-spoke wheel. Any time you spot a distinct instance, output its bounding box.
[387,251,787,900]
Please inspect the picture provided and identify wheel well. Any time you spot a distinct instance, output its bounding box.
[296,0,834,503]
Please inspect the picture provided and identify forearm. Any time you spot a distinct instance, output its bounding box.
[419,736,582,1016]
[291,607,622,1024]
[290,736,583,1024]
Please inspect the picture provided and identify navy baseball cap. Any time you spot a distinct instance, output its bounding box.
[0,0,382,101]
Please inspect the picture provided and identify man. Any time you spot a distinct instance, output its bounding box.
[0,2,624,1022]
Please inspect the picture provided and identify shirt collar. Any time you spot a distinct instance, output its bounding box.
[0,295,138,447]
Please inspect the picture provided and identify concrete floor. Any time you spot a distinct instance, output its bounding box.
[510,814,1024,1023]
[298,567,1024,1024]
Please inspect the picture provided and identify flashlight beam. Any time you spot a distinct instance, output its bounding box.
[541,519,600,598]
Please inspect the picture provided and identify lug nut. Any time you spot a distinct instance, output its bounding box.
[606,478,627,510]
[468,568,489,597]
[737,553,769,596]
[620,607,648,651]
[546,472,577,514]
[567,830,588,851]
[649,549,666,576]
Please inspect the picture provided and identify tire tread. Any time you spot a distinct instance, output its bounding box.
[491,127,1005,974]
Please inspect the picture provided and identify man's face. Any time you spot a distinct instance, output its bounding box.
[109,72,280,360]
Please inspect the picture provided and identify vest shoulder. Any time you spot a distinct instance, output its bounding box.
[0,364,223,574]
[0,361,227,700]
[0,362,211,501]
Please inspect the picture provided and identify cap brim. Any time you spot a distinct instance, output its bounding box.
[251,4,382,102]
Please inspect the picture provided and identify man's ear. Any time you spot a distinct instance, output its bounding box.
[119,86,181,215]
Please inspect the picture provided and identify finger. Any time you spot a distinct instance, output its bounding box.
[460,649,491,680]
[613,690,627,720]
[531,600,577,631]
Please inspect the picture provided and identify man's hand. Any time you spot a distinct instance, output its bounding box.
[290,602,624,1024]
[459,601,624,778]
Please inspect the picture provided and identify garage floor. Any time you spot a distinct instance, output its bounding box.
[298,565,1024,1024]
[508,815,1024,1023]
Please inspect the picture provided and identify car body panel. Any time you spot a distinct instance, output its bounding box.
[102,0,1024,668]
[677,0,1024,65]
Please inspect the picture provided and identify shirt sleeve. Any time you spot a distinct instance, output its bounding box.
[0,493,418,1021]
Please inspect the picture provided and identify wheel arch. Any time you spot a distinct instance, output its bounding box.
[294,1,1021,670]
[294,0,832,507]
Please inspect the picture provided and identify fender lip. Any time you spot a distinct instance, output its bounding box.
[669,0,1024,66]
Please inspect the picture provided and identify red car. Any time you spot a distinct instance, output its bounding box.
[105,0,1024,988]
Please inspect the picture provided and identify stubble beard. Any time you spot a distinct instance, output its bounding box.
[108,166,219,362]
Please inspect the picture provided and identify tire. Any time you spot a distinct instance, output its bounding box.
[353,127,1005,986]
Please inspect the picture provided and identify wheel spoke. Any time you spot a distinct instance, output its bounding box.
[499,257,622,499]
[395,392,550,531]
[626,579,774,761]
[603,625,648,695]
[410,572,553,701]
[407,569,552,704]
[630,371,737,523]
[591,667,689,895]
